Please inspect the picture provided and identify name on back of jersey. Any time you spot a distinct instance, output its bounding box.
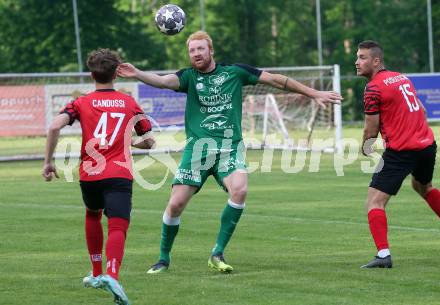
[92,99,126,108]
[383,75,408,86]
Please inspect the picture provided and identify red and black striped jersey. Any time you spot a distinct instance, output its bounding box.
[61,89,152,181]
[363,70,434,151]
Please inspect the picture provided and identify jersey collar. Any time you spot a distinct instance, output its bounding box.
[197,63,218,75]
[371,69,388,81]
[95,89,115,92]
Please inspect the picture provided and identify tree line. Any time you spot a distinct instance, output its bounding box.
[0,0,438,120]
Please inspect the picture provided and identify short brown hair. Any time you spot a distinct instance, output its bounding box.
[86,48,122,84]
[186,31,213,50]
[358,40,384,63]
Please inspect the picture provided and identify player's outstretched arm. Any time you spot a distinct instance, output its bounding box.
[117,63,180,91]
[258,71,342,107]
[42,113,70,181]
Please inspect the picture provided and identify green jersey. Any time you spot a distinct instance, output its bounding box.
[176,63,262,144]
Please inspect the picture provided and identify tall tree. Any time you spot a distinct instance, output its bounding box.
[0,0,164,72]
[0,0,76,72]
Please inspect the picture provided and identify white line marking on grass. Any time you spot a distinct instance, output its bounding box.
[3,202,440,233]
[245,213,440,233]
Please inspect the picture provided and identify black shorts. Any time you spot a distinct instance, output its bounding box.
[370,142,437,195]
[80,178,132,220]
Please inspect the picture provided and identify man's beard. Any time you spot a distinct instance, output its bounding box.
[192,56,212,71]
[357,67,370,78]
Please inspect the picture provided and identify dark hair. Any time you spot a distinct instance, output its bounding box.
[357,40,384,63]
[86,48,122,84]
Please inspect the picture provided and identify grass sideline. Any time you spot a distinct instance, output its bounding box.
[2,150,440,304]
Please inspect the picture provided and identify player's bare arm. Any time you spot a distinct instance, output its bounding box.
[117,63,180,90]
[42,113,70,181]
[132,132,156,149]
[258,71,342,107]
[362,113,380,156]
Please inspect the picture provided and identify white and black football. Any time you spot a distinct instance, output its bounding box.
[155,4,186,35]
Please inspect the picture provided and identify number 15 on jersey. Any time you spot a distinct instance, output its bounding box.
[399,84,420,113]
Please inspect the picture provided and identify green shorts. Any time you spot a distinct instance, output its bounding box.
[172,141,246,192]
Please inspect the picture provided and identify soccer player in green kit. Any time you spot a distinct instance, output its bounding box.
[118,31,342,273]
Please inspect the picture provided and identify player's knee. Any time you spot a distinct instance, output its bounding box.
[418,186,432,199]
[365,187,390,212]
[167,202,183,215]
[167,199,187,216]
[86,208,102,217]
[411,179,420,192]
[365,200,374,211]
[229,185,247,203]
[412,179,432,198]
[365,197,386,211]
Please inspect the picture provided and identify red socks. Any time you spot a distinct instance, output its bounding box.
[366,188,440,254]
[367,208,389,251]
[105,217,129,280]
[425,188,440,217]
[85,212,129,280]
[85,210,104,277]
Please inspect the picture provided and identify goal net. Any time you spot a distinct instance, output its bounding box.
[242,65,342,153]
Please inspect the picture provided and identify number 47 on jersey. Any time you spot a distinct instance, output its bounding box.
[93,112,126,146]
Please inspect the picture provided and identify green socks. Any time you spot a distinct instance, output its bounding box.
[158,201,244,263]
[159,213,180,263]
[212,200,244,255]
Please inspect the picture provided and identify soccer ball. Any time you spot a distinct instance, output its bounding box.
[155,4,186,35]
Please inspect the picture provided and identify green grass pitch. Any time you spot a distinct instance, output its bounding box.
[2,149,440,305]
